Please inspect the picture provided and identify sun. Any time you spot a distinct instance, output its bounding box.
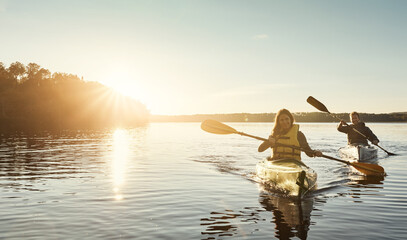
[100,68,153,109]
[102,70,139,98]
[99,67,169,115]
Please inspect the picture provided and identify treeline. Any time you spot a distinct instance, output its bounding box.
[0,62,149,132]
[151,112,407,123]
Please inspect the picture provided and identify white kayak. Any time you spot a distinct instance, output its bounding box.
[256,158,317,199]
[339,144,378,162]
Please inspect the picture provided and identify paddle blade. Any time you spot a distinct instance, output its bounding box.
[307,96,330,113]
[201,119,238,135]
[349,162,386,176]
[258,141,271,152]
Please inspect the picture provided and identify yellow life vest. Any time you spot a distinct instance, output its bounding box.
[272,124,302,160]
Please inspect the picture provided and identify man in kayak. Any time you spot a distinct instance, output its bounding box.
[337,111,379,145]
[259,108,322,160]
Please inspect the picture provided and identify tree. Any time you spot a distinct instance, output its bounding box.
[7,61,26,84]
[25,63,51,86]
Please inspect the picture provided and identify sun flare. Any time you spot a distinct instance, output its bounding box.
[101,68,159,114]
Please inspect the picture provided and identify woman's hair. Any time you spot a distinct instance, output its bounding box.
[271,108,295,136]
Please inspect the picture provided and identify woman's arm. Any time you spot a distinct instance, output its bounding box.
[298,131,322,157]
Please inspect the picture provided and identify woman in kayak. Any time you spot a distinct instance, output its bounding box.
[337,111,379,145]
[259,108,322,160]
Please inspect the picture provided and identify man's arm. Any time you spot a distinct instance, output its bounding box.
[365,126,379,144]
[337,121,350,133]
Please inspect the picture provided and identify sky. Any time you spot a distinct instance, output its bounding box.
[1,0,406,115]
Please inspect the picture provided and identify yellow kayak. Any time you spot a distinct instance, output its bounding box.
[256,158,317,199]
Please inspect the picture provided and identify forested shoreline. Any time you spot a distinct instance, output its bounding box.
[151,112,407,123]
[1,61,405,133]
[0,62,149,132]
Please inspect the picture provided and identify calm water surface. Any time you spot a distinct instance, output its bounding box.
[1,122,406,239]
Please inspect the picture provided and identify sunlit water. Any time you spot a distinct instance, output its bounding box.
[1,123,406,239]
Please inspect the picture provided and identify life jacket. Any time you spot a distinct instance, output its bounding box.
[272,124,301,160]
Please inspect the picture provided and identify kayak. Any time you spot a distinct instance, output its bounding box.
[256,158,317,199]
[339,144,378,162]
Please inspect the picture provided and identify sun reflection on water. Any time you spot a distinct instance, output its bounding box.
[112,129,130,200]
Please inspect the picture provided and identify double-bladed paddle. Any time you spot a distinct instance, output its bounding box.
[201,119,386,176]
[307,96,396,156]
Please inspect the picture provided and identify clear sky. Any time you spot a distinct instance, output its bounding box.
[1,0,406,115]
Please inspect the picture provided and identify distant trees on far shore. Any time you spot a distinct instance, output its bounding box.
[0,61,149,132]
[151,112,407,123]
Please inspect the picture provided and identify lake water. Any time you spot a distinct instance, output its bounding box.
[1,122,406,239]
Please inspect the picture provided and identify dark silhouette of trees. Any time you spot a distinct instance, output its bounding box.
[0,61,150,132]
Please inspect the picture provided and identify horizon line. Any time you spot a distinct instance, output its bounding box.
[151,111,407,116]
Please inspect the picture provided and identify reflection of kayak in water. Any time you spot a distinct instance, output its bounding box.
[256,158,317,199]
[348,174,385,186]
[339,144,378,162]
[200,192,315,239]
[259,192,314,239]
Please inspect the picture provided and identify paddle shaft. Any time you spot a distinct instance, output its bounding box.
[238,131,349,163]
[273,142,348,164]
[237,131,268,142]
